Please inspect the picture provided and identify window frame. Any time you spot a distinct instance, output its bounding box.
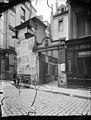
[58,18,64,31]
[20,7,25,21]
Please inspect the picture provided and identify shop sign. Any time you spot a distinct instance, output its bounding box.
[78,51,91,57]
[75,44,90,50]
[58,49,65,63]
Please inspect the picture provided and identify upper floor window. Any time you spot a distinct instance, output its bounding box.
[9,13,15,27]
[10,7,16,13]
[61,8,64,13]
[58,19,64,31]
[21,7,25,21]
[77,14,91,37]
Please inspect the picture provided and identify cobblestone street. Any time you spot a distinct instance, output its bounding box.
[1,81,91,117]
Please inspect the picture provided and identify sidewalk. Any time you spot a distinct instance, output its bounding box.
[30,81,91,100]
[1,80,91,100]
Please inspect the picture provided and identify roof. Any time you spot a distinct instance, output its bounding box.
[31,16,47,28]
[58,4,66,10]
[15,16,47,30]
[15,19,37,30]
[53,10,68,18]
[68,0,90,4]
[68,0,90,9]
[67,0,91,16]
[0,0,30,13]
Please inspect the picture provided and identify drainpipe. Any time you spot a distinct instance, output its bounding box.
[55,0,58,14]
[5,10,9,79]
[68,0,73,39]
[47,0,53,39]
[50,4,53,39]
[0,80,3,117]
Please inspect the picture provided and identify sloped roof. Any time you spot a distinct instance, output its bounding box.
[31,16,47,28]
[15,19,37,30]
[15,16,47,30]
[0,0,29,13]
[68,0,90,8]
[53,10,68,18]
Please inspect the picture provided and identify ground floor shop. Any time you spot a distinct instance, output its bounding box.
[0,49,17,80]
[66,36,91,88]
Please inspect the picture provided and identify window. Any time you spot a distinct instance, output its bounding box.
[58,19,64,31]
[61,8,64,13]
[87,16,91,35]
[77,15,85,37]
[9,13,15,27]
[77,14,91,37]
[10,7,16,13]
[0,0,9,3]
[21,7,25,21]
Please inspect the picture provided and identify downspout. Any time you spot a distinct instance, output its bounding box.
[50,4,53,39]
[68,0,73,39]
[6,10,8,50]
[47,0,53,39]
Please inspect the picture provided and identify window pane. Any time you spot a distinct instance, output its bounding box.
[77,15,85,37]
[58,19,63,31]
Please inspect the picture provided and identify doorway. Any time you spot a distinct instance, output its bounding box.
[39,53,58,84]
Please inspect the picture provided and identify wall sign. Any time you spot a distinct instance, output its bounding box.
[78,51,91,57]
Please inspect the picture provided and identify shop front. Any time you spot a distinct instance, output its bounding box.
[66,36,91,88]
[0,48,17,80]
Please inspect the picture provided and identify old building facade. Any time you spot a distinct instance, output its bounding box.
[66,0,91,88]
[0,0,36,79]
[52,3,69,87]
[15,16,48,84]
[51,0,91,89]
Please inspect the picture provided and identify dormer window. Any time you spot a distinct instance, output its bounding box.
[61,8,64,13]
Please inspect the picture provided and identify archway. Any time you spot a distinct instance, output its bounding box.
[36,37,66,85]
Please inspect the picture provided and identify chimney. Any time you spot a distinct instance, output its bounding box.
[50,4,53,38]
[55,1,58,14]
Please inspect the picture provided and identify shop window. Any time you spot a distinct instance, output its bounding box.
[84,57,91,79]
[77,58,84,74]
[87,16,91,35]
[0,0,9,3]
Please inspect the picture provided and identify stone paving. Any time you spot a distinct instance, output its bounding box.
[0,81,91,117]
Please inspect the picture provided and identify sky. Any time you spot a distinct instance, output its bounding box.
[32,0,66,23]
